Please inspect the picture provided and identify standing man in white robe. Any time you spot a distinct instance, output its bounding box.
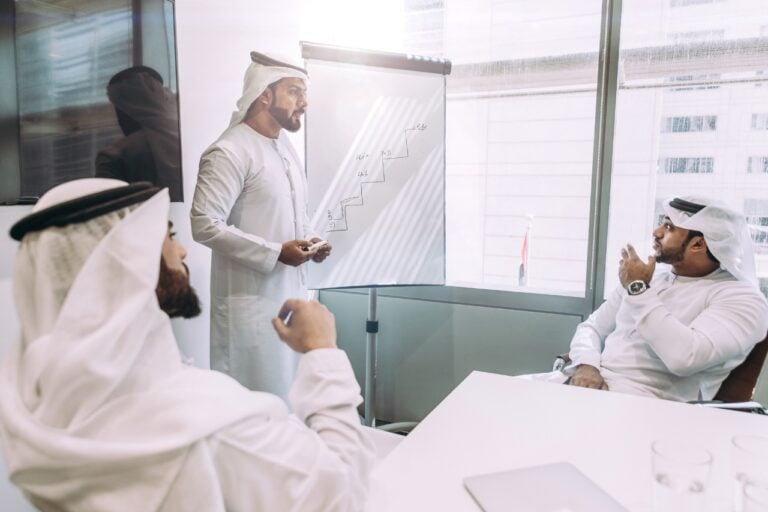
[0,178,373,511]
[191,52,331,398]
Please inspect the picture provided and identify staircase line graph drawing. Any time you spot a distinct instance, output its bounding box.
[326,123,427,232]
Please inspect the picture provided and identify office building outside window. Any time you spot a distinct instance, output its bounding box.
[396,0,768,299]
[753,113,768,130]
[745,199,768,254]
[662,115,717,132]
[671,0,724,6]
[402,0,603,296]
[661,157,715,174]
[748,156,768,173]
[606,0,768,298]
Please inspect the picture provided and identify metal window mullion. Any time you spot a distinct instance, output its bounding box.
[587,0,624,313]
[0,0,21,203]
[132,0,143,65]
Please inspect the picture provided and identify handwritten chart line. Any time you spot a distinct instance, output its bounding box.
[326,124,426,232]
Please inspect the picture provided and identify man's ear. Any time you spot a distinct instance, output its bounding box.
[259,87,273,106]
[244,89,272,121]
[688,235,707,253]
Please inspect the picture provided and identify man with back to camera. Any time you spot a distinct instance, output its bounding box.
[531,196,768,402]
[191,52,331,399]
[0,178,373,511]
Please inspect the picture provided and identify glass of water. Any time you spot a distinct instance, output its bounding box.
[744,484,768,512]
[732,435,768,512]
[651,439,712,512]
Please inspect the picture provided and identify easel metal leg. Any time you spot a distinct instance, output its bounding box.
[364,288,378,427]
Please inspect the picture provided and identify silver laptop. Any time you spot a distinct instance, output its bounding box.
[463,462,628,512]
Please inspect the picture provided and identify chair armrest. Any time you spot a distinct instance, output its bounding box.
[689,400,767,414]
[553,353,571,372]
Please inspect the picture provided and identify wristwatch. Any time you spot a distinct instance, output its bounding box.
[627,280,648,296]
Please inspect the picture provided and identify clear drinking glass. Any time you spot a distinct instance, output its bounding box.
[732,435,768,512]
[651,439,712,512]
[744,484,768,512]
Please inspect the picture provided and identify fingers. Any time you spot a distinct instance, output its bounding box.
[272,316,288,340]
[626,244,638,258]
[572,379,603,389]
[277,298,302,321]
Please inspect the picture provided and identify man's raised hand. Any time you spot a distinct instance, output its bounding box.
[272,299,337,353]
[618,244,656,288]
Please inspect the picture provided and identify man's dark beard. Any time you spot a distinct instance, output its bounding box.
[269,102,302,132]
[655,240,686,264]
[156,259,202,318]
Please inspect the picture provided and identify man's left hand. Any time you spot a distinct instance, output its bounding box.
[619,244,655,288]
[309,237,332,263]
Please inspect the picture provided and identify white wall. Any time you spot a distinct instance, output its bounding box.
[0,208,33,512]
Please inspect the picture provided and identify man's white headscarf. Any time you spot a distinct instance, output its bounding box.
[228,51,308,128]
[0,179,270,510]
[664,196,758,285]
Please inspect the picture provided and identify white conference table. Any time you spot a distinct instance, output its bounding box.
[366,371,768,511]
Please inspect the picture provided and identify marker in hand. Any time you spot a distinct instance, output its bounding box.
[302,239,329,252]
[279,309,293,326]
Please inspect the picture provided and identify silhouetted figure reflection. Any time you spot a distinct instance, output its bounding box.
[95,66,183,200]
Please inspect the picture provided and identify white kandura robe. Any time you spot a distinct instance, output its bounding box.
[567,268,768,401]
[0,187,374,511]
[192,124,316,398]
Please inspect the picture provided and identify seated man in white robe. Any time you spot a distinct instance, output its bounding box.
[0,178,375,511]
[528,196,768,402]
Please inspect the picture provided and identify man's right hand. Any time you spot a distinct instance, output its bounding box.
[272,299,337,353]
[568,364,609,390]
[278,240,312,267]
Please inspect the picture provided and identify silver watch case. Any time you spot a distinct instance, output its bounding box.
[627,280,648,295]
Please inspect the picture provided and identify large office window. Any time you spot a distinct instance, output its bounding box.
[606,0,768,296]
[400,0,603,296]
[303,0,768,302]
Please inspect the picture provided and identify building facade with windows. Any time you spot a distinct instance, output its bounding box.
[402,0,768,297]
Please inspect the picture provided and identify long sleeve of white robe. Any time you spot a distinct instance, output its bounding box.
[568,286,622,371]
[567,269,768,401]
[191,135,281,274]
[209,348,375,511]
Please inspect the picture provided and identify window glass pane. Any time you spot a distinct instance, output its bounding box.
[402,0,603,296]
[606,0,768,299]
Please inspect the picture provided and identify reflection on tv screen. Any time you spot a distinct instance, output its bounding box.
[12,0,182,202]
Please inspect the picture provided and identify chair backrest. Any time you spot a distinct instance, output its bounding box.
[713,333,768,403]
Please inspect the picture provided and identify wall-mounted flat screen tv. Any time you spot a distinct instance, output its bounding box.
[0,0,182,204]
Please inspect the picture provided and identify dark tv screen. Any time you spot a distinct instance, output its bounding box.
[0,0,182,204]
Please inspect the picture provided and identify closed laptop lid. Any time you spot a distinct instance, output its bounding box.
[463,462,628,512]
